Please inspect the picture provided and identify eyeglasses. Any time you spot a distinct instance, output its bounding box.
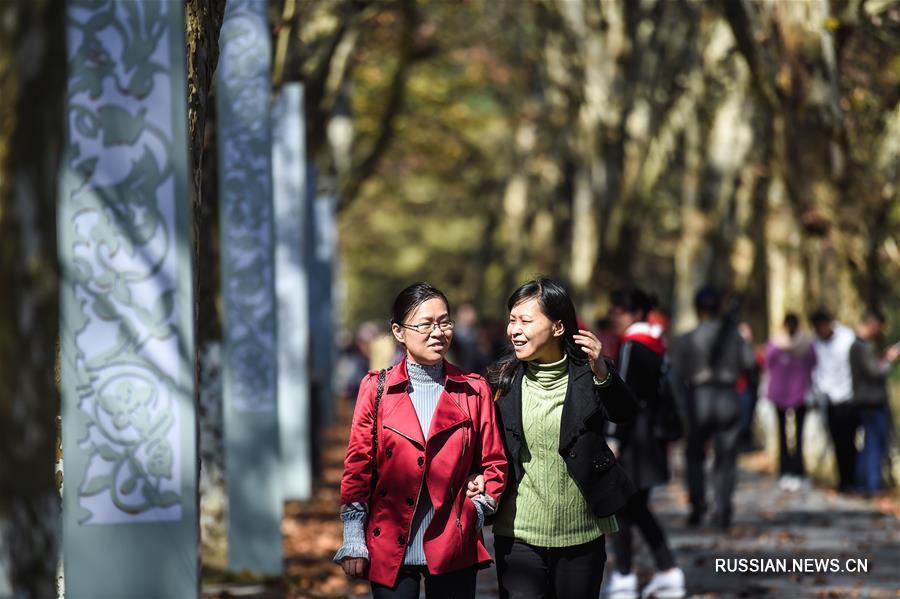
[399,320,455,335]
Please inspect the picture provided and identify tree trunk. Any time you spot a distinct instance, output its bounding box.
[185,0,226,574]
[673,116,706,332]
[0,0,65,596]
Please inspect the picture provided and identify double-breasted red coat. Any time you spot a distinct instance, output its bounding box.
[340,359,507,588]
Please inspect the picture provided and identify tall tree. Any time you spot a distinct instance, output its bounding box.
[185,0,228,573]
[0,0,65,596]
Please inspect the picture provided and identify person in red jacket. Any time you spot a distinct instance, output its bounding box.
[335,282,508,598]
[602,288,685,599]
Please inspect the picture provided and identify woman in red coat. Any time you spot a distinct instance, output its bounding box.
[335,282,508,598]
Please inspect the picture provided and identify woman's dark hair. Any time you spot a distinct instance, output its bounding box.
[784,312,800,335]
[610,287,658,320]
[391,282,450,325]
[487,276,586,392]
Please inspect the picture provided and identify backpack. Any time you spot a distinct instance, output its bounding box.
[652,362,685,442]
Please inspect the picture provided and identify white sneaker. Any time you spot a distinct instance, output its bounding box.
[601,570,639,599]
[781,475,805,492]
[641,567,685,599]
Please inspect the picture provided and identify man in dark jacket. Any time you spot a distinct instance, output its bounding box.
[850,310,899,495]
[669,286,755,531]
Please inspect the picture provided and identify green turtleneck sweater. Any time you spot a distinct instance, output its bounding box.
[493,355,617,546]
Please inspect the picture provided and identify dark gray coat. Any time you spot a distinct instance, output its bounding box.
[850,337,892,407]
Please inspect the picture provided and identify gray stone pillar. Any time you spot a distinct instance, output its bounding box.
[273,84,313,500]
[58,1,197,596]
[306,170,338,427]
[216,0,283,576]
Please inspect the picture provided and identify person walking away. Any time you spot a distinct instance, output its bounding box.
[669,286,755,531]
[764,313,817,491]
[334,283,507,599]
[809,310,858,493]
[601,288,685,599]
[470,277,638,599]
[735,323,764,453]
[849,309,900,496]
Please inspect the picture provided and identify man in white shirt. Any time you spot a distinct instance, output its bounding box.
[810,310,858,492]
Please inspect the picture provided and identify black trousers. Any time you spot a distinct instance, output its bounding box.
[611,488,676,574]
[827,402,859,492]
[685,385,742,526]
[776,406,807,477]
[494,535,606,599]
[370,566,477,599]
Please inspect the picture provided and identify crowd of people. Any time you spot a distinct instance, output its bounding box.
[332,278,898,599]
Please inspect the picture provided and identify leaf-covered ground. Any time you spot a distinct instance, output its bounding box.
[204,399,900,598]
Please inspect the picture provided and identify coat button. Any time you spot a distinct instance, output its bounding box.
[594,455,611,470]
[385,448,392,458]
[406,497,414,506]
[569,450,577,459]
[417,456,425,467]
[373,528,380,537]
[397,535,406,545]
[379,488,387,497]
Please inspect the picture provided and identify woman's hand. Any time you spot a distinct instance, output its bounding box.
[574,329,609,380]
[465,473,485,498]
[341,557,368,578]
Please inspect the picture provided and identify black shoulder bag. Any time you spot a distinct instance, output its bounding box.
[653,361,685,442]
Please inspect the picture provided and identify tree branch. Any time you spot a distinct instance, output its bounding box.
[337,0,437,212]
[720,0,780,110]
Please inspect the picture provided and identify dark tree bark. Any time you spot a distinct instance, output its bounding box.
[0,0,66,596]
[186,0,226,367]
[185,0,227,572]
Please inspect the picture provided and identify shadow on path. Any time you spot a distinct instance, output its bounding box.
[204,403,900,598]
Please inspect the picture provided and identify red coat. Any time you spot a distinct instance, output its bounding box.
[340,359,507,587]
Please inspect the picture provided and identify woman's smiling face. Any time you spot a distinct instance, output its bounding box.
[507,297,564,364]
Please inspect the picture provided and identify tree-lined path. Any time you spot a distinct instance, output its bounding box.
[202,400,899,599]
[3,1,900,596]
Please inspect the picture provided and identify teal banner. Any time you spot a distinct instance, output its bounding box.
[273,84,313,501]
[216,0,284,575]
[58,1,197,597]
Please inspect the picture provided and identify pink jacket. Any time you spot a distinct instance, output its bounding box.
[765,335,816,409]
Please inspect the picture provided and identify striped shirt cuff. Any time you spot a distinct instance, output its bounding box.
[333,506,369,562]
[471,494,497,530]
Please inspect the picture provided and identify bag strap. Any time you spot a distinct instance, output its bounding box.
[371,368,388,483]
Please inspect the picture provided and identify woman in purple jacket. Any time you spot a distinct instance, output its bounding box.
[764,313,817,491]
